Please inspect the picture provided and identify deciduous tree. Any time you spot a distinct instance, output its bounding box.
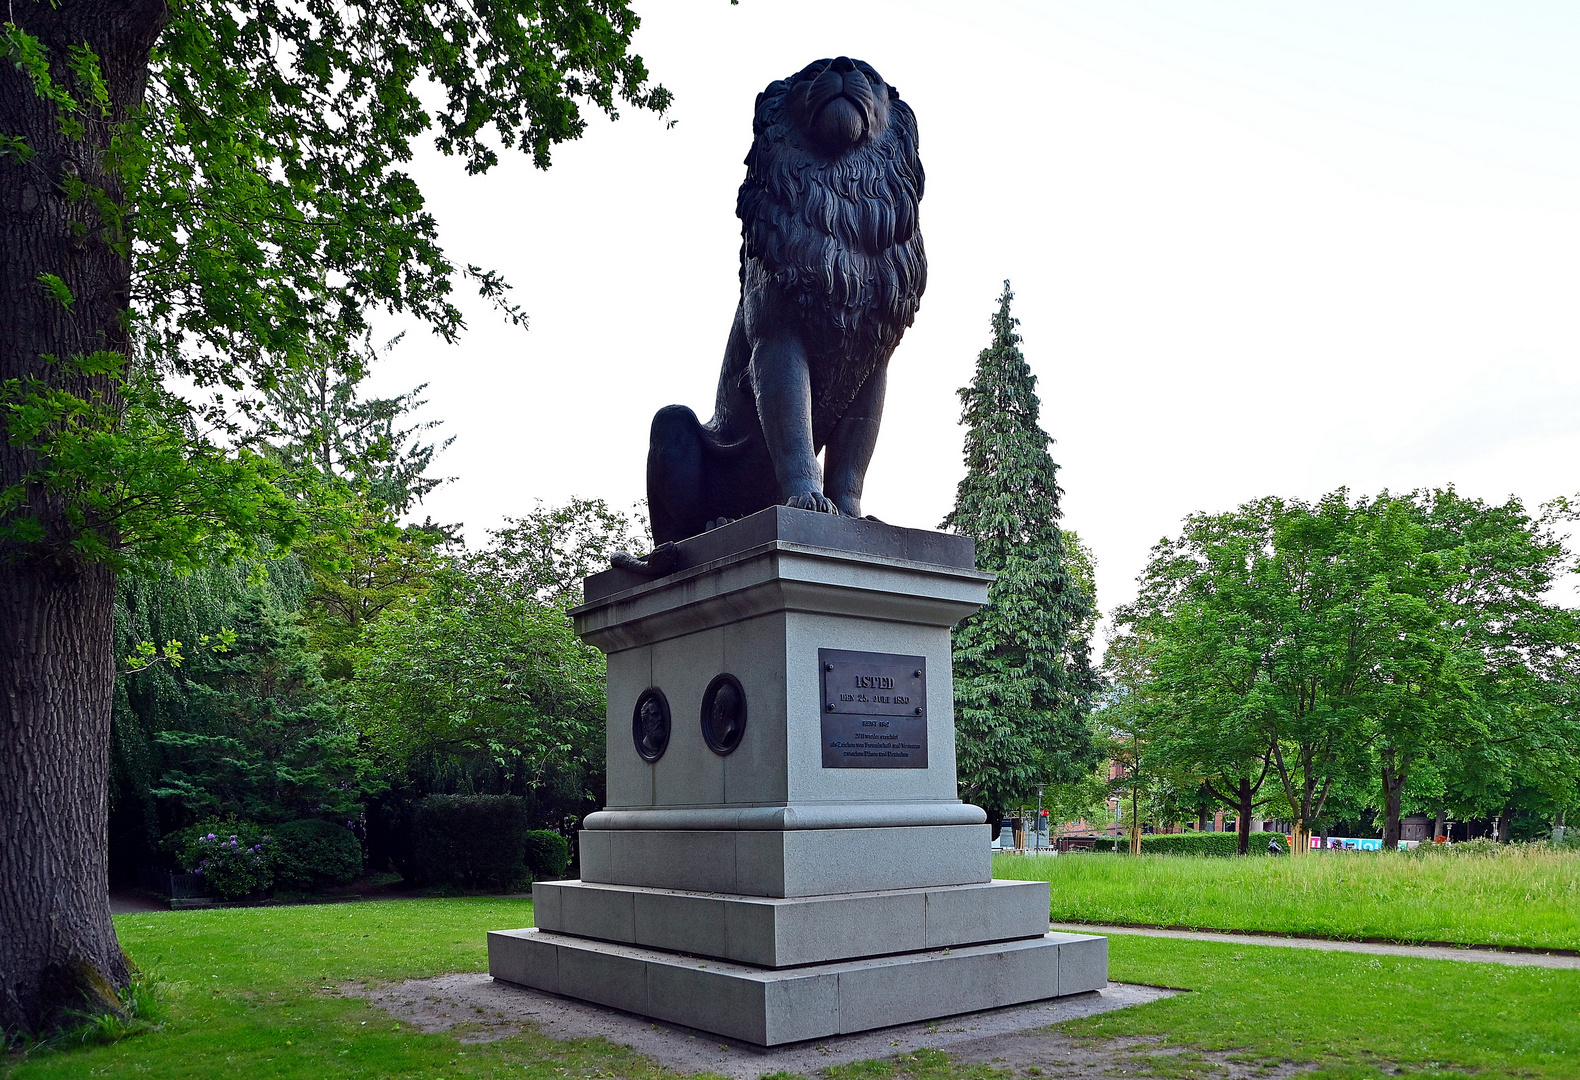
[1114,487,1580,855]
[351,498,642,862]
[1,0,667,1033]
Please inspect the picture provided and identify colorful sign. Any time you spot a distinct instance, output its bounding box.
[1309,836,1384,850]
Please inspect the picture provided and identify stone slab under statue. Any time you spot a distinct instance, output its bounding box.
[487,56,1106,1044]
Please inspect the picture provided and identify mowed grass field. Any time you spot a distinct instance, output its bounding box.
[2,894,1578,1079]
[994,844,1580,951]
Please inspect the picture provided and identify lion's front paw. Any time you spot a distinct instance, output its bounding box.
[785,492,840,515]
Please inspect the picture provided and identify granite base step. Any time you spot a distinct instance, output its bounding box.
[533,878,1051,968]
[487,928,1108,1046]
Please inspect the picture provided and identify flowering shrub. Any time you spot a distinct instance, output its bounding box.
[183,831,274,898]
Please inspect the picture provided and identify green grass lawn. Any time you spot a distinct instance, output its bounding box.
[4,899,683,1080]
[4,896,1578,1079]
[994,846,1580,951]
[1084,935,1580,1078]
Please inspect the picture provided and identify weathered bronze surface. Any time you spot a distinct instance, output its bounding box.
[819,649,927,768]
[619,56,926,567]
[632,688,671,763]
[700,673,747,756]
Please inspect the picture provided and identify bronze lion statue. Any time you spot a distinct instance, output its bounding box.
[637,56,926,552]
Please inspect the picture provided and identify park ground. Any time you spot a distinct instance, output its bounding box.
[992,844,1580,950]
[4,850,1579,1080]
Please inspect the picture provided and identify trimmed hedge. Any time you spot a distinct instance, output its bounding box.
[1102,831,1288,856]
[524,830,571,880]
[272,817,363,889]
[413,794,531,889]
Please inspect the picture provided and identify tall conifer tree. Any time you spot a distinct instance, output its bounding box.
[944,282,1099,828]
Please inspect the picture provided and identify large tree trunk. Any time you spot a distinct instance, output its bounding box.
[1495,804,1514,844]
[1235,777,1253,856]
[1,0,166,1036]
[0,562,125,1032]
[1380,749,1406,850]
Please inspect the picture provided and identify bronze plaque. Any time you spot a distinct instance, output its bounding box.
[819,649,927,768]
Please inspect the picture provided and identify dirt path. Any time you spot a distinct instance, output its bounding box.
[1050,922,1580,969]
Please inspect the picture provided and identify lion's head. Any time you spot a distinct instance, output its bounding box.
[780,56,896,158]
[737,57,925,360]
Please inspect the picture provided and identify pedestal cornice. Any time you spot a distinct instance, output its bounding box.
[573,540,993,653]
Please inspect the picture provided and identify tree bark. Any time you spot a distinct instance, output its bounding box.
[1235,777,1252,856]
[1269,741,1330,858]
[1129,772,1142,855]
[0,561,124,1032]
[1380,749,1406,850]
[1496,804,1514,845]
[1,0,166,1036]
[1203,757,1272,857]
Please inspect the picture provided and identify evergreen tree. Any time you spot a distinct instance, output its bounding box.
[943,282,1100,827]
[243,337,458,681]
[111,556,288,879]
[243,334,453,518]
[151,589,367,827]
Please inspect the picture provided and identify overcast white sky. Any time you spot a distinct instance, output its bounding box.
[370,0,1580,629]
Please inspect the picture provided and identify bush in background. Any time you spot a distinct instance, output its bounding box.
[413,794,531,890]
[182,830,274,898]
[272,818,363,889]
[167,816,264,863]
[1405,837,1580,858]
[524,830,571,880]
[1102,832,1283,856]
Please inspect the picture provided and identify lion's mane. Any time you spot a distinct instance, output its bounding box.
[735,61,926,434]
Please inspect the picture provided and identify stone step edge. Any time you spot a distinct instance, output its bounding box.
[487,928,1109,1045]
[533,878,1052,968]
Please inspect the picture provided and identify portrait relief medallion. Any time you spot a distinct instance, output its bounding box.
[632,688,671,763]
[700,673,747,756]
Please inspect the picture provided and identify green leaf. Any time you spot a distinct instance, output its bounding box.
[37,273,74,311]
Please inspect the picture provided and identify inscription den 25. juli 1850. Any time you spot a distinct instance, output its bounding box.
[819,649,928,769]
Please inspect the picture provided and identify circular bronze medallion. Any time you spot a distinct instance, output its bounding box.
[700,673,747,756]
[632,688,671,763]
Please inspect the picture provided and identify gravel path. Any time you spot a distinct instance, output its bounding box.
[354,976,1216,1079]
[1050,922,1580,969]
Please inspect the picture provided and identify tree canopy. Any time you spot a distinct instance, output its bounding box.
[1109,487,1580,851]
[3,0,669,569]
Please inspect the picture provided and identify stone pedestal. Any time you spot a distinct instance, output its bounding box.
[489,507,1107,1045]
